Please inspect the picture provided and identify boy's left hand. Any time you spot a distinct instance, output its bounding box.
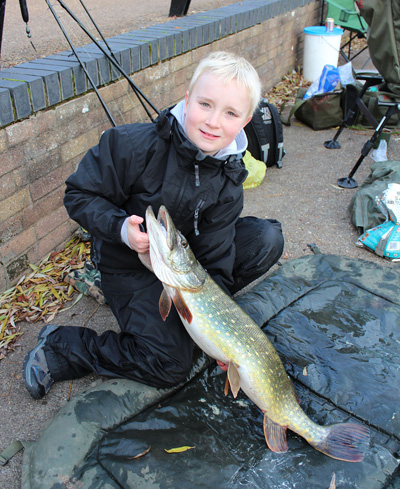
[126,215,149,254]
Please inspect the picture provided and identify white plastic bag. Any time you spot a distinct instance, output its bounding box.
[370,140,388,162]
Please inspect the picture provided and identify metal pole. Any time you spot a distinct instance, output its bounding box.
[337,104,400,189]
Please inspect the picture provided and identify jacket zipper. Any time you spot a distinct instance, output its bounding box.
[194,163,200,187]
[194,199,205,236]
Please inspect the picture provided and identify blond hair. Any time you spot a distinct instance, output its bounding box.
[188,51,262,116]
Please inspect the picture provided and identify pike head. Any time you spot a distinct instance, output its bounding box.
[144,205,207,291]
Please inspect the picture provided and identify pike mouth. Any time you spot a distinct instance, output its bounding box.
[146,205,175,252]
[145,205,182,287]
[145,205,206,290]
[157,207,168,240]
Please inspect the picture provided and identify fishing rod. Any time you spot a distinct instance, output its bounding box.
[0,0,34,60]
[0,0,5,58]
[45,0,117,126]
[19,0,36,50]
[78,0,118,65]
[55,0,160,121]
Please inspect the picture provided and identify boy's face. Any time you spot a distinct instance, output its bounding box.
[184,72,252,156]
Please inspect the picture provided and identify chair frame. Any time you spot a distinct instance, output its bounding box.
[324,74,400,188]
[321,0,368,62]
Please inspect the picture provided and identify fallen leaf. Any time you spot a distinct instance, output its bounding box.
[0,233,91,359]
[164,446,195,454]
[263,70,311,110]
[128,446,151,459]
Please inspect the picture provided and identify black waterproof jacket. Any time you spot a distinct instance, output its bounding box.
[64,108,248,291]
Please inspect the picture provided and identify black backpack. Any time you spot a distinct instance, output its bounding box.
[245,99,285,168]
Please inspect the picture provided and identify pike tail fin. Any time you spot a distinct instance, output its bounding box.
[310,422,369,462]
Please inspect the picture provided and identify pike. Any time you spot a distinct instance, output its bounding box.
[142,205,370,462]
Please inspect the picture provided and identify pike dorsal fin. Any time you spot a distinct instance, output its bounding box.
[159,289,172,321]
[171,290,193,324]
[263,414,288,453]
[227,361,241,398]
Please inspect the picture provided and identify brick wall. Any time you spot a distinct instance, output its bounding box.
[0,0,320,291]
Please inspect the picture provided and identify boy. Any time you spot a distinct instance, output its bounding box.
[23,51,284,399]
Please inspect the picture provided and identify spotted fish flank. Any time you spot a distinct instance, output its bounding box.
[143,205,370,462]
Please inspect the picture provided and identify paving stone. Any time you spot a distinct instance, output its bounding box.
[132,28,175,61]
[123,33,159,65]
[164,21,191,52]
[0,79,31,120]
[15,62,61,106]
[108,37,143,73]
[46,54,87,94]
[58,51,99,87]
[143,26,183,58]
[0,88,15,126]
[103,42,133,79]
[0,70,46,111]
[114,34,151,69]
[5,66,56,105]
[203,13,229,38]
[176,18,215,46]
[76,45,111,85]
[25,59,74,100]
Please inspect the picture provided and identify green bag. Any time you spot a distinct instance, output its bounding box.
[281,87,344,130]
[359,87,400,128]
[342,81,400,128]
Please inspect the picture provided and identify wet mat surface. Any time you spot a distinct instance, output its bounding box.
[23,255,400,489]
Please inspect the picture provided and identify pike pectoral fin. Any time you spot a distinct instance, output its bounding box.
[224,375,229,396]
[227,361,241,398]
[159,290,172,321]
[138,252,153,272]
[263,414,288,453]
[171,290,193,323]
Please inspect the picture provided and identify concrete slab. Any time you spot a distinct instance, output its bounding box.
[0,87,14,125]
[0,78,31,119]
[0,70,46,112]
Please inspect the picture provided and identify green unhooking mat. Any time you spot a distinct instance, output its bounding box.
[22,255,400,489]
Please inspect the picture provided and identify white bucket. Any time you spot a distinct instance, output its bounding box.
[303,26,343,82]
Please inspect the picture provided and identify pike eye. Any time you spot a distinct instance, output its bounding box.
[181,239,188,248]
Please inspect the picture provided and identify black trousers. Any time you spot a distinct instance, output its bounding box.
[44,217,283,388]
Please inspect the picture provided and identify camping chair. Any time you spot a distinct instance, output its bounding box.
[321,0,368,62]
[324,0,400,189]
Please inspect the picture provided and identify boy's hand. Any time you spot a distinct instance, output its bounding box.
[126,215,149,254]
